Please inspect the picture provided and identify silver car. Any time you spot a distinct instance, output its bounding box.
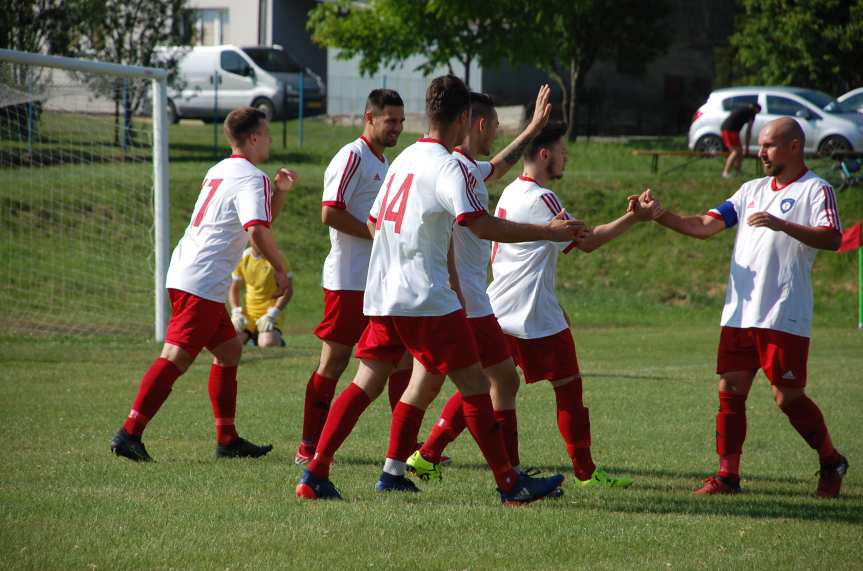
[688,86,863,155]
[838,87,863,114]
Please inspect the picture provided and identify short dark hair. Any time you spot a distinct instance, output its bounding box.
[426,75,470,126]
[470,92,495,121]
[526,121,567,160]
[365,89,404,113]
[224,107,267,146]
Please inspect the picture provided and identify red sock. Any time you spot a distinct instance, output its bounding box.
[387,369,411,412]
[301,371,339,448]
[387,402,426,461]
[716,391,747,480]
[123,357,182,436]
[494,409,520,467]
[420,392,466,463]
[779,395,837,463]
[461,394,518,492]
[554,379,595,481]
[308,383,371,479]
[208,364,239,446]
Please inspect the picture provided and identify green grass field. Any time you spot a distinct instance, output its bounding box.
[1,116,862,569]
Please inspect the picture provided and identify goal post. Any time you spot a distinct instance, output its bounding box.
[0,49,170,342]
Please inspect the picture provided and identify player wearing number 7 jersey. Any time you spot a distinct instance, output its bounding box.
[296,75,584,505]
[110,107,297,462]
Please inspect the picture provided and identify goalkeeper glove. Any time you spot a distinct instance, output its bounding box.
[231,307,247,333]
[256,306,281,332]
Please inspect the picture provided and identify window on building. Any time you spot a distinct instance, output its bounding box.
[191,9,230,46]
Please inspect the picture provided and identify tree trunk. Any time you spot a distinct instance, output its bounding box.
[462,54,472,88]
[565,59,580,141]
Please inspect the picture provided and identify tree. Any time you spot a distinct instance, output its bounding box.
[506,0,672,139]
[307,0,515,87]
[729,0,863,95]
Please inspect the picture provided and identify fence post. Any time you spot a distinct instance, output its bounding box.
[298,73,304,147]
[122,78,129,155]
[26,68,33,155]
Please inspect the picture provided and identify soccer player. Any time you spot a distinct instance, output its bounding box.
[229,244,293,347]
[407,86,558,477]
[296,89,409,465]
[110,107,297,461]
[641,117,848,497]
[296,75,583,505]
[486,121,661,489]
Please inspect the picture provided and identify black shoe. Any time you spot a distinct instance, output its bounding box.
[110,429,153,462]
[375,472,421,493]
[215,437,273,459]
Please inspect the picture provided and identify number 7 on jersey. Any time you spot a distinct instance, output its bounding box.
[376,173,414,234]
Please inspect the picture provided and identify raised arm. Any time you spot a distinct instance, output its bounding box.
[322,206,373,239]
[466,209,587,243]
[271,168,298,221]
[486,85,552,183]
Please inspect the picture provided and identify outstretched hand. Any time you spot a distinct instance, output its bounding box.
[274,168,299,193]
[627,189,665,221]
[527,84,553,135]
[547,209,590,242]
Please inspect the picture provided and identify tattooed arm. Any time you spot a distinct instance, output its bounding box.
[486,84,552,183]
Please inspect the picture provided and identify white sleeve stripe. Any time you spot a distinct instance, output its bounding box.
[337,152,361,204]
[822,185,841,230]
[456,161,484,212]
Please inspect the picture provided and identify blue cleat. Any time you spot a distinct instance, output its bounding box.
[375,472,420,493]
[499,472,565,507]
[296,469,343,500]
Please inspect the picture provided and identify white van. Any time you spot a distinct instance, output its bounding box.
[157,45,325,123]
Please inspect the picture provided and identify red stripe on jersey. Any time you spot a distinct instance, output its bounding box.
[518,175,538,184]
[456,210,486,226]
[546,193,565,215]
[540,193,560,216]
[454,147,477,165]
[368,214,377,224]
[322,200,347,209]
[360,135,386,163]
[484,162,495,182]
[456,160,484,212]
[705,210,724,221]
[263,175,271,222]
[821,185,840,229]
[562,241,577,254]
[337,152,360,204]
[243,219,271,230]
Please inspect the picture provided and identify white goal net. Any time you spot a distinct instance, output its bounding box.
[0,50,169,341]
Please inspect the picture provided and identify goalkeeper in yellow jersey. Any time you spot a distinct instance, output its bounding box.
[229,244,294,347]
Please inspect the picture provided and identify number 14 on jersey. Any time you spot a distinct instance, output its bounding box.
[376,173,414,234]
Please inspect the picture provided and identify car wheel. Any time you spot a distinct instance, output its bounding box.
[695,134,724,153]
[253,98,275,121]
[818,135,852,157]
[166,99,179,124]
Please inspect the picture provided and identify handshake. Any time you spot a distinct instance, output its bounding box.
[626,189,665,221]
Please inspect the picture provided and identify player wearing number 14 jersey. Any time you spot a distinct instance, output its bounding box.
[297,75,582,505]
[110,107,296,462]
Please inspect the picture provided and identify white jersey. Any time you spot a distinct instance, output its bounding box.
[452,148,496,318]
[708,169,841,338]
[166,155,272,302]
[487,176,574,339]
[364,138,486,316]
[321,136,389,291]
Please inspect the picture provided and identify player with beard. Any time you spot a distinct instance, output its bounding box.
[639,117,847,497]
[296,90,411,465]
[296,75,585,505]
[486,121,661,490]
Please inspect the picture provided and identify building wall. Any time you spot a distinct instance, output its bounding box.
[186,0,261,46]
[271,0,327,79]
[327,51,482,116]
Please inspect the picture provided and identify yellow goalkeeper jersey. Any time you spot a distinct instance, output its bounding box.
[232,248,291,329]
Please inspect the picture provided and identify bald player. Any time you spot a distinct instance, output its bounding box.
[640,117,848,498]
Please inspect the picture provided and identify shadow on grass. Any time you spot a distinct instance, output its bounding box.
[585,372,670,381]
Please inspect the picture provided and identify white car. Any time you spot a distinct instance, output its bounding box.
[688,86,863,155]
[838,87,863,114]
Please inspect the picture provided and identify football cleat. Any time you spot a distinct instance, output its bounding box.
[294,443,314,465]
[499,472,565,507]
[110,429,153,462]
[375,472,421,493]
[406,451,443,481]
[215,437,273,459]
[577,467,634,489]
[816,454,849,499]
[296,469,343,500]
[692,475,741,496]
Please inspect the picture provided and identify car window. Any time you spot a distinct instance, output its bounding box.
[766,95,810,116]
[220,51,248,76]
[722,95,758,111]
[843,92,863,109]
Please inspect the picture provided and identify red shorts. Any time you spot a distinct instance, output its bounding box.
[721,129,741,149]
[504,329,580,384]
[716,326,809,387]
[355,310,480,375]
[468,314,512,368]
[313,289,368,346]
[165,289,237,358]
